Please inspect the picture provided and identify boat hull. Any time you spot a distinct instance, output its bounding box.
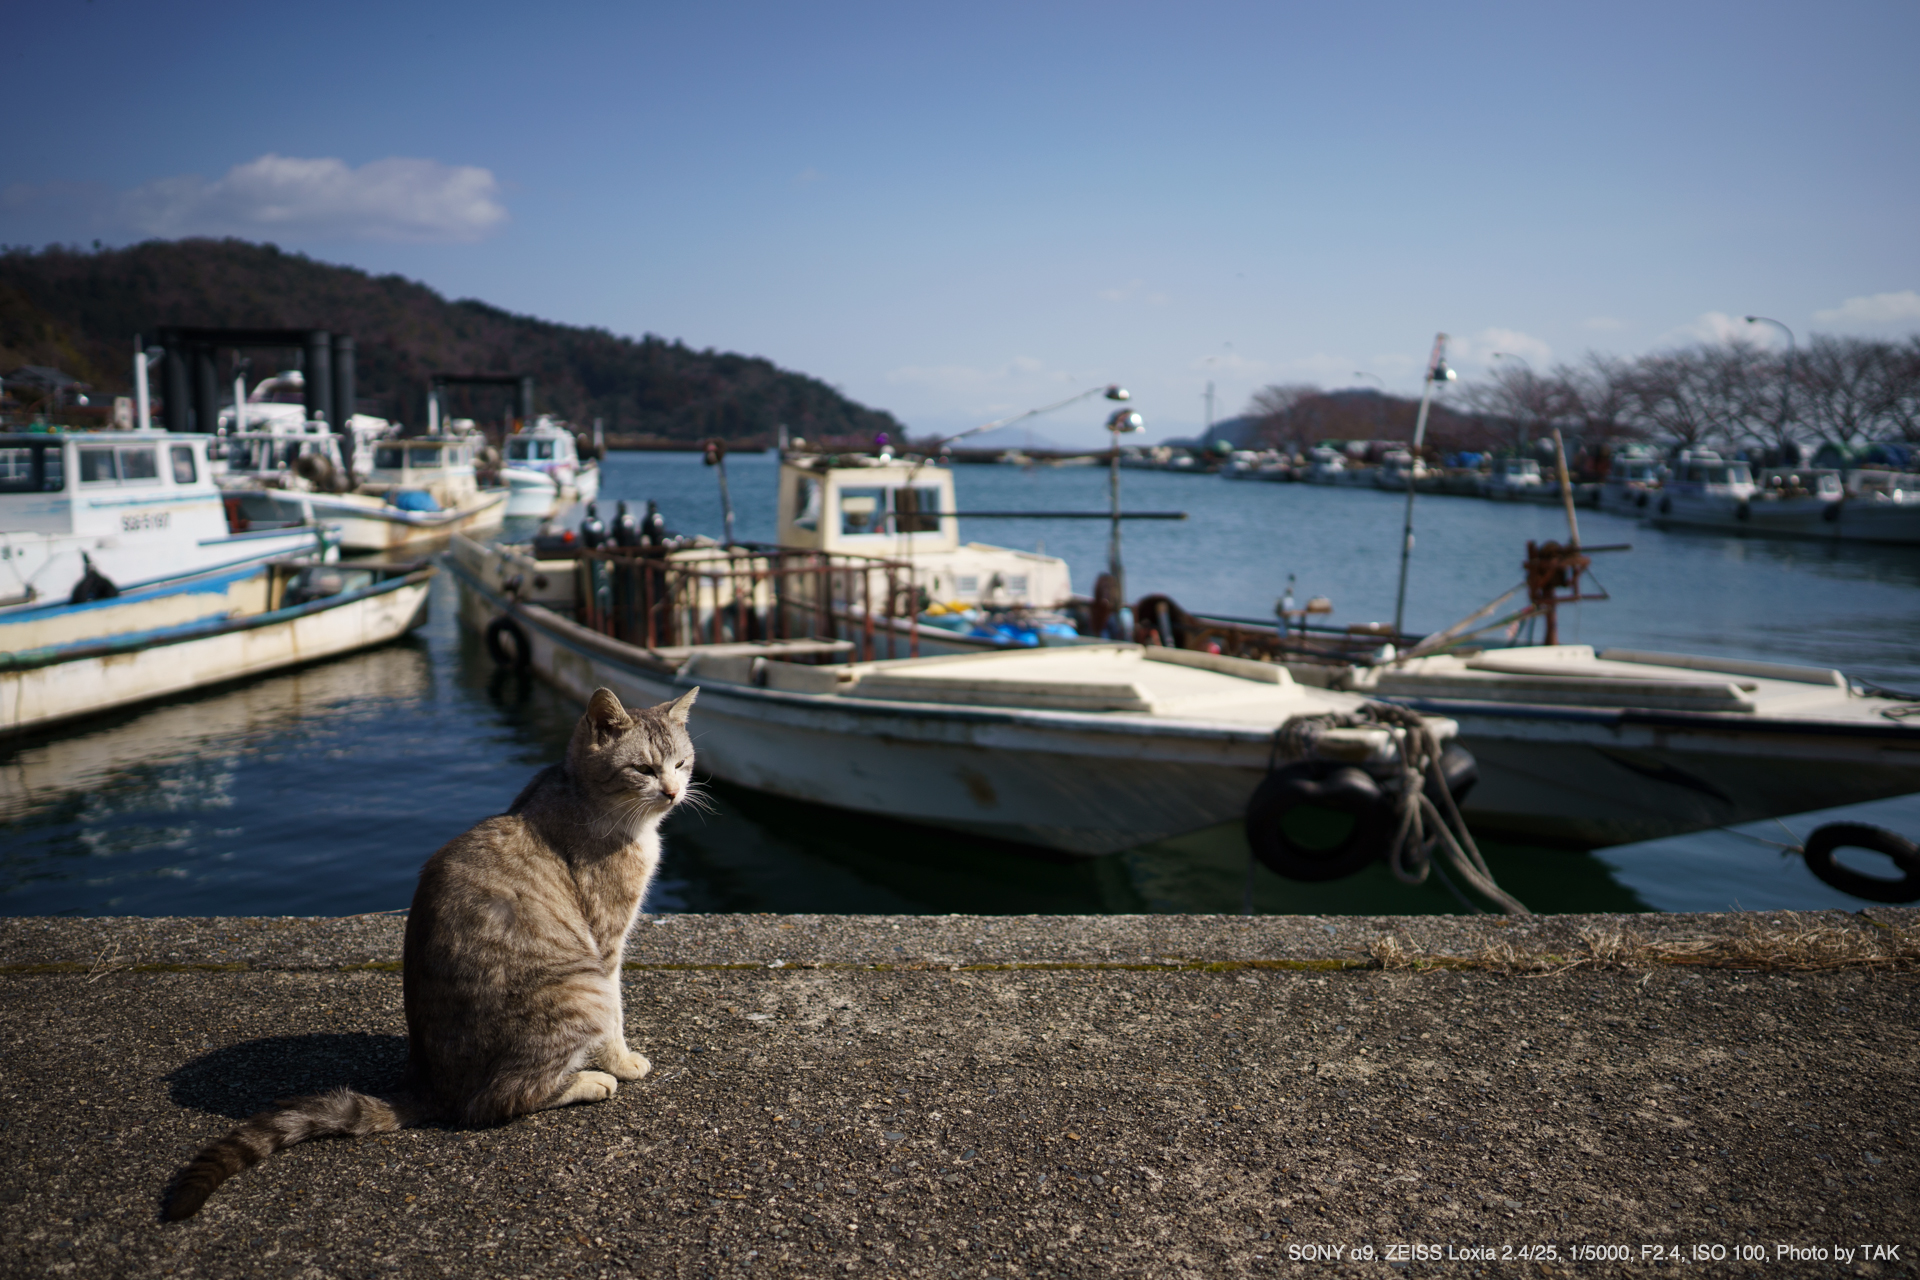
[503,463,601,519]
[0,568,434,736]
[296,491,509,553]
[1650,493,1920,545]
[1387,698,1920,848]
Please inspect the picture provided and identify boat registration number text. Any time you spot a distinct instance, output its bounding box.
[122,511,170,533]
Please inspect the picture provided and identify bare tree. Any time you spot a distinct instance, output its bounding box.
[1461,362,1573,453]
[1868,336,1920,444]
[1796,334,1888,449]
[1243,383,1322,449]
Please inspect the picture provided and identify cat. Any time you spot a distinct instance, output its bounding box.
[162,686,697,1221]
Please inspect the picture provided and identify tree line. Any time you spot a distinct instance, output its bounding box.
[1246,334,1920,462]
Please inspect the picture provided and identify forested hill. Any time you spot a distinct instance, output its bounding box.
[0,239,903,444]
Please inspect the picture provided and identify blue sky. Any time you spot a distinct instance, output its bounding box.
[7,0,1917,444]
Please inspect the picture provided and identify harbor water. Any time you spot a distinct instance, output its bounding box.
[5,451,1918,919]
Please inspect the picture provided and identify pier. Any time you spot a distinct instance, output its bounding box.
[5,910,1915,1278]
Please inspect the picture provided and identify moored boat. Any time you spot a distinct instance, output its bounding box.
[445,534,1473,860]
[273,435,508,553]
[0,557,433,736]
[502,416,601,518]
[1,430,326,615]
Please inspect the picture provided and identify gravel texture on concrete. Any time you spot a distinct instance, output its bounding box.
[1,913,1915,1280]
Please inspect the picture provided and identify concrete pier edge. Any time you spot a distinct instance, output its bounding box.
[5,911,1916,1279]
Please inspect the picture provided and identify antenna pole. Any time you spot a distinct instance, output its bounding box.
[1391,333,1449,640]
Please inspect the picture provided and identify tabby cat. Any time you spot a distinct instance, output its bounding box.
[163,686,697,1220]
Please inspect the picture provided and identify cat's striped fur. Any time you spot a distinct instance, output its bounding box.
[162,686,697,1221]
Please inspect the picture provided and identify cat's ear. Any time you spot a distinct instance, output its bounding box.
[583,687,634,743]
[664,686,699,724]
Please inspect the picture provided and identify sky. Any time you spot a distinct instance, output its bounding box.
[6,0,1918,445]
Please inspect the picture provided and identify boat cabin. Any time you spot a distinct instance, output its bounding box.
[1668,451,1755,499]
[504,418,583,471]
[362,435,487,511]
[775,454,1070,608]
[0,432,225,539]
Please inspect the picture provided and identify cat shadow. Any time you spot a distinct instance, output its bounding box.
[164,1033,408,1120]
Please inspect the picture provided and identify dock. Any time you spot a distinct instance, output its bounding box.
[3,910,1915,1278]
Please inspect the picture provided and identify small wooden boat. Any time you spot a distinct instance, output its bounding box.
[0,559,434,736]
[272,435,508,553]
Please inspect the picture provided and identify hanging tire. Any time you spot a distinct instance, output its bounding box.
[1635,491,1649,509]
[484,616,532,671]
[1822,501,1844,524]
[1245,761,1396,882]
[1801,823,1920,903]
[1735,500,1751,522]
[1658,495,1672,514]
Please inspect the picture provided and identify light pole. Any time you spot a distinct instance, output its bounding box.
[1106,405,1146,634]
[1390,334,1454,640]
[1744,315,1797,460]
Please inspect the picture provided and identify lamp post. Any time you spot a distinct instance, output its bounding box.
[1390,334,1454,640]
[1744,315,1797,460]
[1106,404,1146,634]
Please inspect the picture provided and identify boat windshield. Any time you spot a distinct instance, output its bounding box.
[508,439,555,461]
[409,445,444,468]
[0,442,63,492]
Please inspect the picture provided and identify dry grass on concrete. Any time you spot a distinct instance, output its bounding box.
[1369,914,1920,975]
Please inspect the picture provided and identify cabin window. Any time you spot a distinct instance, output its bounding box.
[0,446,33,492]
[374,445,405,471]
[792,476,821,531]
[78,447,118,484]
[957,575,979,594]
[170,445,198,485]
[507,440,530,460]
[410,445,443,468]
[41,447,63,491]
[533,440,554,460]
[118,446,160,483]
[893,486,943,533]
[1008,575,1029,595]
[840,487,884,535]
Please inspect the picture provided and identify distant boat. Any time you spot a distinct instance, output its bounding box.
[0,558,433,737]
[1,430,325,615]
[502,416,601,518]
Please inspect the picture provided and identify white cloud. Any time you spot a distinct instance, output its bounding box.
[1813,290,1920,331]
[112,154,507,242]
[1450,327,1554,371]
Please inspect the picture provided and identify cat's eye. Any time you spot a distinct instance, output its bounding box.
[677,759,690,769]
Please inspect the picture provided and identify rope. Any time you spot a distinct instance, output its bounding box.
[1274,702,1531,916]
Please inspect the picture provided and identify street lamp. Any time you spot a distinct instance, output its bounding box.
[1105,404,1146,636]
[1390,334,1455,640]
[1744,315,1797,460]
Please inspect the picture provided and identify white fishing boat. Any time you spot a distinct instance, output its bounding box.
[502,416,600,518]
[0,557,433,737]
[0,431,326,615]
[1479,455,1545,499]
[1597,450,1664,514]
[283,435,508,553]
[213,370,396,480]
[1647,463,1920,545]
[1344,644,1920,849]
[445,534,1468,858]
[1646,450,1755,527]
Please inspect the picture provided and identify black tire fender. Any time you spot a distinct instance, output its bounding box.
[1658,494,1672,514]
[1822,500,1844,524]
[1635,491,1649,509]
[1245,761,1397,882]
[1802,823,1920,904]
[1735,500,1751,522]
[485,615,532,671]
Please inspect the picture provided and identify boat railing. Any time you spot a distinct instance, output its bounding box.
[574,543,920,661]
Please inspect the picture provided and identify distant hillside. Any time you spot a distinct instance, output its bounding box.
[0,239,904,443]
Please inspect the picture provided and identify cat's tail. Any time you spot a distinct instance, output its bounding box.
[162,1088,428,1221]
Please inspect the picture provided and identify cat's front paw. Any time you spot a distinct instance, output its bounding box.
[554,1070,619,1107]
[604,1047,652,1081]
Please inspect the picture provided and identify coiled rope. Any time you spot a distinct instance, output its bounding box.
[1273,704,1531,916]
